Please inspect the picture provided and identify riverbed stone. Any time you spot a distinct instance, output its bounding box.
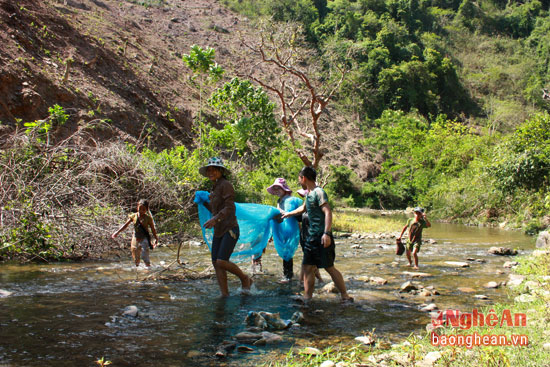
[458,287,476,293]
[355,335,376,345]
[215,340,237,357]
[368,352,410,365]
[536,231,550,248]
[237,345,255,353]
[474,294,489,299]
[399,281,418,293]
[402,271,432,278]
[0,289,13,297]
[503,261,519,268]
[300,347,322,355]
[508,274,525,287]
[485,281,500,289]
[322,282,339,293]
[369,276,388,285]
[320,360,335,367]
[418,289,433,297]
[123,305,139,317]
[290,311,304,324]
[418,351,442,367]
[515,294,537,303]
[253,331,284,345]
[420,303,438,312]
[444,261,470,268]
[524,281,540,291]
[488,247,518,256]
[234,331,263,343]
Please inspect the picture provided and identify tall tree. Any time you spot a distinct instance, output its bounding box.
[240,22,349,168]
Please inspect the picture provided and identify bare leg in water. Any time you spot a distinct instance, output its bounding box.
[214,259,252,297]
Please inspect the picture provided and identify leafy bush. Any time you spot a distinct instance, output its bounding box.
[490,112,550,193]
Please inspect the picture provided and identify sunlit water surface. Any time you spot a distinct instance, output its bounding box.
[0,215,535,366]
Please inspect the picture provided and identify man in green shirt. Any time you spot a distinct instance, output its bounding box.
[282,166,353,304]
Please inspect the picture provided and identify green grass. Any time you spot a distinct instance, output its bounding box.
[333,210,404,233]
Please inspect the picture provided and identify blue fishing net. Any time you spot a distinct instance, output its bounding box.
[271,196,303,261]
[194,191,303,263]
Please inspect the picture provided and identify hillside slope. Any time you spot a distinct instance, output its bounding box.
[0,0,371,174]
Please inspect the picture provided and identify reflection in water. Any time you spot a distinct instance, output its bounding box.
[0,217,535,366]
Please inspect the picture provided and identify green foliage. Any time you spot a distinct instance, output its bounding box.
[325,165,362,207]
[234,143,304,204]
[490,112,550,193]
[360,110,497,210]
[48,104,69,125]
[208,78,282,164]
[182,45,224,83]
[23,104,68,144]
[1,200,62,261]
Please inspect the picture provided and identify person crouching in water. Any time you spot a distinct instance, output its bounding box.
[199,157,253,297]
[111,199,159,267]
[398,207,431,270]
[282,166,353,304]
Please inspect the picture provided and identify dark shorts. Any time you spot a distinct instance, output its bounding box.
[407,240,422,253]
[302,234,335,269]
[211,226,240,262]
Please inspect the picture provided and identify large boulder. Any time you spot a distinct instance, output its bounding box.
[536,231,550,248]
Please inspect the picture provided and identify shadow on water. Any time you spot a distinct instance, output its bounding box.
[0,214,535,366]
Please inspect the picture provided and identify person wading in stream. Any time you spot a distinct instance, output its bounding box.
[282,166,353,304]
[398,207,431,270]
[266,177,296,283]
[111,199,159,268]
[199,157,253,297]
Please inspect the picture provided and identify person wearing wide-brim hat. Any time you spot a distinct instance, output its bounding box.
[200,157,253,297]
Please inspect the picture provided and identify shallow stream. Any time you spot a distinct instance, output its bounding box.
[0,214,534,366]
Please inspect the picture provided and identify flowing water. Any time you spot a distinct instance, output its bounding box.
[0,215,535,367]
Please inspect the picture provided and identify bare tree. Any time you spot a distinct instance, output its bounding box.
[240,22,349,169]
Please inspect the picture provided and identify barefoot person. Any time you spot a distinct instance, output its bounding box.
[111,199,159,268]
[282,166,353,304]
[296,188,324,286]
[199,157,253,297]
[267,177,296,283]
[398,207,431,270]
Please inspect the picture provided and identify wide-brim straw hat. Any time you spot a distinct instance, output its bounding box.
[267,178,292,195]
[199,157,230,177]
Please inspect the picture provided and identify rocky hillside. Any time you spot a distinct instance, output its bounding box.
[0,0,373,174]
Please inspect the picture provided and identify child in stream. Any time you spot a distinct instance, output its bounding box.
[267,177,296,283]
[398,207,431,270]
[111,199,159,268]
